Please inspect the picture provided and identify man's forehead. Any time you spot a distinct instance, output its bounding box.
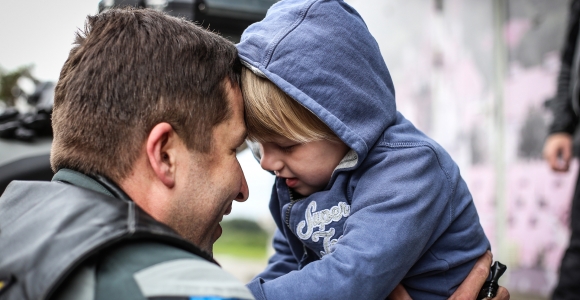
[220,83,246,142]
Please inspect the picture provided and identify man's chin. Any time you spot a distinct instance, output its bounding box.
[213,223,223,242]
[206,223,223,255]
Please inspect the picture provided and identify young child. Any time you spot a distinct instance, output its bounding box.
[236,0,490,299]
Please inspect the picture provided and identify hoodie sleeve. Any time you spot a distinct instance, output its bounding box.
[252,229,299,282]
[247,144,487,300]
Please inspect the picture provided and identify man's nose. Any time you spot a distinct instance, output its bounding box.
[260,146,283,173]
[235,172,249,202]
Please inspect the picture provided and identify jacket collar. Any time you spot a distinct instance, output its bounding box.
[52,168,131,202]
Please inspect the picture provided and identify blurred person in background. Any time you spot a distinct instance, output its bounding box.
[543,0,580,299]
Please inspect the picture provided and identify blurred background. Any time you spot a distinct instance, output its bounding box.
[0,0,573,299]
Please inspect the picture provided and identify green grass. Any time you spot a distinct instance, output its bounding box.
[213,219,270,259]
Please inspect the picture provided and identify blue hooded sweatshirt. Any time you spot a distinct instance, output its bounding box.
[237,0,490,299]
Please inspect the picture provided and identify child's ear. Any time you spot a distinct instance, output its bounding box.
[146,122,178,188]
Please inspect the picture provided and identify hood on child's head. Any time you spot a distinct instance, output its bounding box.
[237,0,397,168]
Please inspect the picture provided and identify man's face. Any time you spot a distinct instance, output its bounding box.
[259,135,349,197]
[169,82,248,255]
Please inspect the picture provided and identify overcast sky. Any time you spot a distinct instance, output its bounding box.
[0,0,100,81]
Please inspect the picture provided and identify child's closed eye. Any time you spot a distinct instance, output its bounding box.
[279,144,297,153]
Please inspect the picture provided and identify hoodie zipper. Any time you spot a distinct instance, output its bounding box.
[284,189,312,268]
[284,189,299,230]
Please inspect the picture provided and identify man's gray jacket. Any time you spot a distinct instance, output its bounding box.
[0,169,254,300]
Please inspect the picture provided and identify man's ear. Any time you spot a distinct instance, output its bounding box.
[146,122,179,188]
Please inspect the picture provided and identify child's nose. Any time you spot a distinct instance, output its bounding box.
[260,147,284,173]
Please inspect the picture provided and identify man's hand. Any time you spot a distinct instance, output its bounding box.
[543,133,573,172]
[388,284,412,300]
[449,251,509,300]
[387,251,510,300]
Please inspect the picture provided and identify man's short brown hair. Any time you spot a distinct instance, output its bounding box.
[51,8,241,182]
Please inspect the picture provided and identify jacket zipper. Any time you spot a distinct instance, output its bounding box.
[284,189,298,230]
[284,189,312,268]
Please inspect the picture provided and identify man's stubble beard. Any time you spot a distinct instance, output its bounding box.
[167,198,214,255]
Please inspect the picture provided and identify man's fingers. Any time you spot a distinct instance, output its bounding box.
[543,145,560,171]
[449,251,492,300]
[544,148,560,170]
[492,286,510,300]
[393,251,510,300]
[388,284,412,300]
[560,144,572,171]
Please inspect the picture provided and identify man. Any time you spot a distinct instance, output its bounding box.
[543,1,580,299]
[0,8,252,300]
[0,8,507,300]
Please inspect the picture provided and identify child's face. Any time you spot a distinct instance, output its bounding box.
[259,135,350,196]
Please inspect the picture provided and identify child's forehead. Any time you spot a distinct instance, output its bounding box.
[259,134,299,144]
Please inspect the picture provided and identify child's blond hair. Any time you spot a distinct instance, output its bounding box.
[241,67,338,143]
